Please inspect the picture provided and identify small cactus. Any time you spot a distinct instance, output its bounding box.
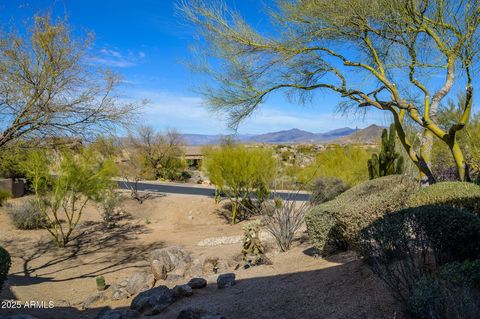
[96,275,106,291]
[368,124,404,179]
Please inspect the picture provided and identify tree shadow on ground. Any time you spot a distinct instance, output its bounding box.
[214,201,258,224]
[0,251,407,319]
[2,213,164,285]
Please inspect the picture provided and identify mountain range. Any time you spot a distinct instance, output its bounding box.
[182,125,384,145]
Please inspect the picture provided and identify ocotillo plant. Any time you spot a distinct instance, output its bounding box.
[368,124,404,179]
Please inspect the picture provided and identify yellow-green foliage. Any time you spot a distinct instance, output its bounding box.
[21,147,118,247]
[0,190,10,206]
[407,182,480,216]
[306,175,418,254]
[0,142,31,178]
[203,144,276,223]
[295,146,373,186]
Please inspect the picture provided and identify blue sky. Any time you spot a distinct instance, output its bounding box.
[0,0,452,135]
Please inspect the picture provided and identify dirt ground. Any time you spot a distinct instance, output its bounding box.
[0,192,406,319]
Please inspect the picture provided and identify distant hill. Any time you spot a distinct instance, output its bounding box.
[333,124,384,144]
[181,126,382,145]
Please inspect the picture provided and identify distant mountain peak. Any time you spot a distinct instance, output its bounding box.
[181,126,384,145]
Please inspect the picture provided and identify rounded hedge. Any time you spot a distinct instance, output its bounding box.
[0,246,11,291]
[305,175,418,254]
[409,259,480,319]
[407,181,480,215]
[359,205,480,302]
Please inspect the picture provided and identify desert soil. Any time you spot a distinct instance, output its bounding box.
[0,193,406,319]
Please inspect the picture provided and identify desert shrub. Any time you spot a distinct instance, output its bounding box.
[128,126,187,181]
[5,200,48,230]
[0,142,30,179]
[304,207,346,255]
[358,205,480,302]
[305,175,417,254]
[309,176,348,205]
[0,246,11,291]
[262,196,309,252]
[407,181,480,215]
[203,144,276,224]
[408,260,480,319]
[296,145,373,187]
[22,149,117,247]
[98,189,125,228]
[0,190,10,206]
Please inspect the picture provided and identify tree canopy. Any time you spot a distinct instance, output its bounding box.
[179,0,480,183]
[0,15,142,149]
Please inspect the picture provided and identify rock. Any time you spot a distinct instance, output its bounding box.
[202,257,232,275]
[111,285,129,301]
[149,247,191,280]
[166,273,184,282]
[173,284,193,297]
[177,308,224,319]
[214,259,230,274]
[82,292,107,309]
[95,308,140,319]
[126,271,155,296]
[187,277,207,289]
[130,285,180,316]
[185,258,203,277]
[216,273,236,289]
[197,236,242,247]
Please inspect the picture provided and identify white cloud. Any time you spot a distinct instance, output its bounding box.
[87,47,146,68]
[99,48,122,58]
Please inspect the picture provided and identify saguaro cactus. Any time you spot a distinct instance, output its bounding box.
[368,124,404,179]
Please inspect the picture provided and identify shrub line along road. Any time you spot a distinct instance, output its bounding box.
[117,180,311,201]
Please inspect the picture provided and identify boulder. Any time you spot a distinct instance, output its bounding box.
[177,308,224,319]
[216,273,236,289]
[187,277,207,289]
[130,285,179,316]
[149,247,191,280]
[110,280,130,300]
[184,258,203,278]
[111,284,129,301]
[126,271,155,296]
[202,257,231,275]
[95,308,141,319]
[172,284,193,297]
[81,292,107,309]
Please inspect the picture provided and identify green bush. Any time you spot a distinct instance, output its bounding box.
[203,144,276,224]
[22,148,118,247]
[295,145,373,187]
[309,176,348,205]
[5,200,48,230]
[407,181,480,215]
[306,175,417,254]
[0,246,11,291]
[409,260,480,319]
[0,190,11,206]
[359,205,480,302]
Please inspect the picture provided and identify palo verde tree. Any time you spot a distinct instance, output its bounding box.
[0,15,141,149]
[21,148,118,247]
[179,0,480,184]
[203,143,276,224]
